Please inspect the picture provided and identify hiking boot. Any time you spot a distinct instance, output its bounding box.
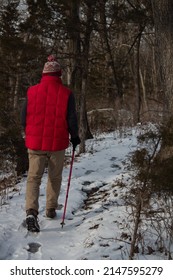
[46,208,56,219]
[26,209,40,232]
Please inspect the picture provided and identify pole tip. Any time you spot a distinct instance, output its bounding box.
[60,221,65,228]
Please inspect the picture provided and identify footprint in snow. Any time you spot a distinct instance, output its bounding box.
[26,242,41,253]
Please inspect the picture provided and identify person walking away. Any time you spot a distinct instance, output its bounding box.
[21,55,80,232]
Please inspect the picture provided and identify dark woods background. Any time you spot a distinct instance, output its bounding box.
[0,1,172,185]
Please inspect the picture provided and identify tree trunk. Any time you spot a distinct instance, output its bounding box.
[68,1,93,153]
[135,33,142,123]
[139,68,148,115]
[79,2,93,153]
[152,0,173,117]
[99,0,123,101]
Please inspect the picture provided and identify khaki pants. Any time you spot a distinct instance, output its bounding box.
[25,149,65,213]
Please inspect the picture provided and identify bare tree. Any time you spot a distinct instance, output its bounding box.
[152,0,173,117]
[67,0,93,153]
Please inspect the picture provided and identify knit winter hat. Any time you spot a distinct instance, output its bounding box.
[42,55,62,75]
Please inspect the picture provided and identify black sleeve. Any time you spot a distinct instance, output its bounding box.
[21,98,27,129]
[67,93,79,138]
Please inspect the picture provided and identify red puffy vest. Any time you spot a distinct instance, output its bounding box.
[25,76,71,151]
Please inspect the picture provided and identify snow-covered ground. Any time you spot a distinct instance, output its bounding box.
[0,126,172,260]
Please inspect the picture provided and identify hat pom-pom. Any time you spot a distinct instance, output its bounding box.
[47,54,56,62]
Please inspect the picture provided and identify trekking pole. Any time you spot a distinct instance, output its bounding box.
[61,149,75,228]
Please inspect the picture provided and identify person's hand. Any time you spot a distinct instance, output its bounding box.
[70,136,81,151]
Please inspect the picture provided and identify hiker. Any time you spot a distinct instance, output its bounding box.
[21,55,81,232]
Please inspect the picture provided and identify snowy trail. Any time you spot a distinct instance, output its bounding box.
[0,130,137,260]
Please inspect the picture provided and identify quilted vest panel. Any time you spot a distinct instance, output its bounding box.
[25,76,71,151]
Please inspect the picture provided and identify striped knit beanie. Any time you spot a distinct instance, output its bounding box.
[42,55,62,76]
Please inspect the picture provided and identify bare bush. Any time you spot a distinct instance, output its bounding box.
[125,122,173,259]
[87,108,134,135]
